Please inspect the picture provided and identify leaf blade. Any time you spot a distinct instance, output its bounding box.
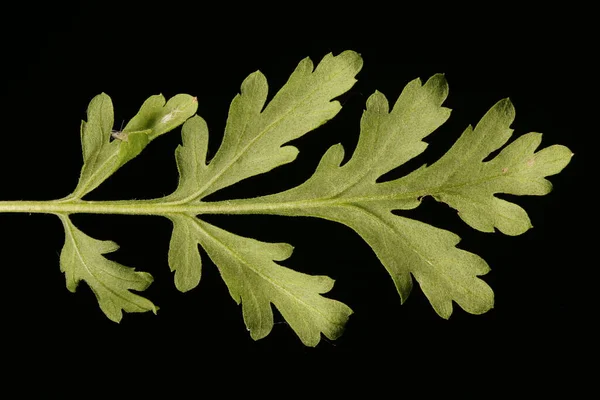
[397,98,574,235]
[169,50,363,202]
[190,217,352,346]
[59,216,157,322]
[168,214,202,292]
[214,75,570,318]
[123,93,198,141]
[70,93,197,199]
[80,92,113,162]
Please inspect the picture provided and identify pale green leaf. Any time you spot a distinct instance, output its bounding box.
[168,214,202,292]
[6,50,571,344]
[123,94,198,141]
[167,50,363,202]
[216,74,572,318]
[80,92,113,162]
[69,93,197,199]
[170,215,351,346]
[59,215,157,322]
[306,206,493,318]
[170,115,210,201]
[395,98,574,235]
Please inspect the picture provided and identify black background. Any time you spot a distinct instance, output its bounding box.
[0,0,591,381]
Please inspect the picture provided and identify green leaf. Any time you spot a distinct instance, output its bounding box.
[170,115,210,203]
[123,94,198,141]
[59,215,157,322]
[0,50,573,345]
[217,74,572,318]
[162,53,360,342]
[166,50,363,202]
[312,206,494,318]
[395,98,574,235]
[79,93,113,162]
[168,214,202,292]
[173,216,352,346]
[69,93,197,199]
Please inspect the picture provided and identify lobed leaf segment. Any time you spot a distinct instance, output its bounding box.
[0,51,572,346]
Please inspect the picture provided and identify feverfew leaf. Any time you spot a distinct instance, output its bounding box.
[70,93,197,199]
[166,50,363,202]
[163,54,359,342]
[123,94,198,141]
[184,216,351,346]
[168,214,202,292]
[170,115,210,202]
[59,215,157,322]
[312,207,493,318]
[79,92,113,162]
[0,50,573,345]
[396,98,573,235]
[220,74,571,318]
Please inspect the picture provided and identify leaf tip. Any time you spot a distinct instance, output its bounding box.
[365,90,389,112]
[337,49,364,70]
[280,145,300,164]
[248,325,271,342]
[496,97,516,119]
[138,271,154,286]
[424,73,450,105]
[296,56,315,74]
[435,304,453,320]
[109,314,123,324]
[173,265,201,292]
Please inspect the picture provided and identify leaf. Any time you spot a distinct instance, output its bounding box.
[166,50,363,202]
[70,93,197,199]
[59,215,157,322]
[215,74,572,318]
[169,115,210,203]
[395,98,574,235]
[163,53,360,343]
[311,206,493,318]
[168,214,202,292]
[1,50,572,345]
[79,92,113,162]
[123,94,198,141]
[176,216,352,346]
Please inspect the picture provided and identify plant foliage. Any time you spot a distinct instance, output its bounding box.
[0,50,572,346]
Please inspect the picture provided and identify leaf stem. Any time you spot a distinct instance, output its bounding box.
[0,198,333,215]
[0,194,420,216]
